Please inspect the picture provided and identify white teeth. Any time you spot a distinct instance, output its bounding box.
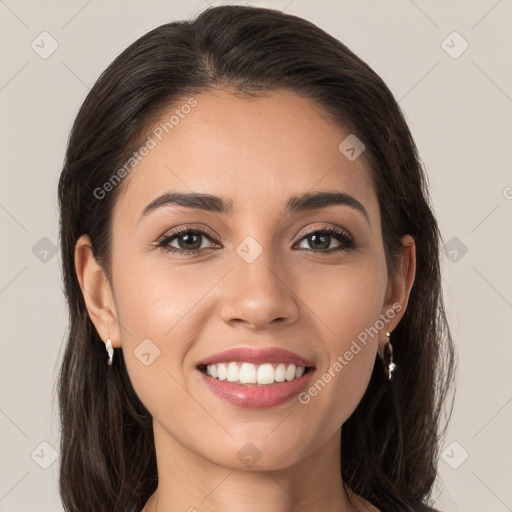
[274,363,286,382]
[239,362,257,384]
[227,362,239,382]
[286,363,296,381]
[205,362,307,385]
[257,363,275,385]
[217,363,227,380]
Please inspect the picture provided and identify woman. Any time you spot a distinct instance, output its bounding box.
[57,5,456,511]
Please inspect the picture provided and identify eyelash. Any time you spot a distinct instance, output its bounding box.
[155,225,355,256]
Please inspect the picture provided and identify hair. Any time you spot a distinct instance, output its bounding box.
[57,5,456,512]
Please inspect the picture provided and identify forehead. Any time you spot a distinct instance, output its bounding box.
[114,89,377,223]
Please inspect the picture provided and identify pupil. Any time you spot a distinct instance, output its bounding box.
[310,234,329,250]
[179,233,201,250]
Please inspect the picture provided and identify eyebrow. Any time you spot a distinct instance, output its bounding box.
[140,190,370,225]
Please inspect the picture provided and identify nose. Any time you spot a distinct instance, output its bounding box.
[219,245,300,330]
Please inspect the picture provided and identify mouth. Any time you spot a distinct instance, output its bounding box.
[195,346,316,409]
[197,361,314,385]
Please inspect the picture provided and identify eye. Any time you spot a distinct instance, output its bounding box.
[155,224,355,256]
[294,226,354,254]
[156,226,220,255]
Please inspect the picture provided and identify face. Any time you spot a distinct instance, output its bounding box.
[87,89,409,471]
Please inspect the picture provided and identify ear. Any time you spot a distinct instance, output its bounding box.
[379,234,416,337]
[74,234,121,348]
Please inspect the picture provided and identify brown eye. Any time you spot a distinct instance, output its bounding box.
[156,227,220,255]
[295,227,354,254]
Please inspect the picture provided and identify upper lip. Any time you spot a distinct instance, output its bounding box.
[197,346,315,368]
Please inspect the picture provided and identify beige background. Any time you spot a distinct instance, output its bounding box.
[1,0,511,510]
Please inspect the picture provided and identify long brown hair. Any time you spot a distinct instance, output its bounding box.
[57,5,456,511]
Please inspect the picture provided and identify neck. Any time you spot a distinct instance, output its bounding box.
[142,421,361,512]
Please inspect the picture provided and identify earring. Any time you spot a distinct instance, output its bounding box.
[378,331,396,381]
[106,338,114,366]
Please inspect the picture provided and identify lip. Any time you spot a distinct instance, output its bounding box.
[196,346,316,409]
[197,367,315,409]
[197,346,315,367]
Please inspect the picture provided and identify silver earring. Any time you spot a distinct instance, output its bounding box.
[106,338,114,366]
[378,331,396,381]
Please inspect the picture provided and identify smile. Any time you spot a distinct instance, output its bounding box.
[201,362,307,385]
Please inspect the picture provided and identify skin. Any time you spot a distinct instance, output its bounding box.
[75,89,415,512]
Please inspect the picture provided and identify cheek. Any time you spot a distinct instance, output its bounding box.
[296,259,386,421]
[303,256,387,348]
[113,253,204,339]
[110,254,205,406]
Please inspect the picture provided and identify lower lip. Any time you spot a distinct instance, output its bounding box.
[197,368,315,409]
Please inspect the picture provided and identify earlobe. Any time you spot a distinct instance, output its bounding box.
[74,234,121,347]
[377,236,415,379]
